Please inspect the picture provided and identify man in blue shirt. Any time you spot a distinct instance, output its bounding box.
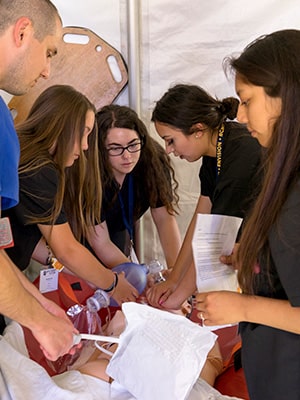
[0,0,76,361]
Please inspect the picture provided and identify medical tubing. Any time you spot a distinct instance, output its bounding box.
[94,342,114,357]
[86,288,110,312]
[73,332,120,346]
[144,259,166,283]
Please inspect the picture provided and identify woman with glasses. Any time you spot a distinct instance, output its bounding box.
[147,84,262,308]
[84,104,181,268]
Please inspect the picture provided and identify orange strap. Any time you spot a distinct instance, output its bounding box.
[58,273,81,308]
[222,340,242,371]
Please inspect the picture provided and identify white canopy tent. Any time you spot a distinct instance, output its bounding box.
[3,0,300,264]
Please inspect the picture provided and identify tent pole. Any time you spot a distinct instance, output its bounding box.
[126,0,144,262]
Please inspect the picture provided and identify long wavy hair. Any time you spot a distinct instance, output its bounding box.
[16,84,101,240]
[96,104,179,217]
[151,84,239,137]
[226,29,300,294]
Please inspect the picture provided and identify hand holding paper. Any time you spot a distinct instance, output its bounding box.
[192,214,242,293]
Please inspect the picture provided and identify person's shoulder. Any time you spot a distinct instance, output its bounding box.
[0,96,7,110]
[40,163,59,178]
[225,121,260,148]
[21,162,58,185]
[280,175,300,214]
[0,96,9,110]
[225,121,250,136]
[0,96,15,128]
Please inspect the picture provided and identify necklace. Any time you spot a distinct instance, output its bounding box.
[118,173,134,242]
[216,124,225,177]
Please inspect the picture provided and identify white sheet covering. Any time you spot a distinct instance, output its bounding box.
[0,321,242,400]
[107,302,217,400]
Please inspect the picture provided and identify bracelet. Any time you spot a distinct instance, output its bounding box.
[46,242,52,266]
[102,272,119,293]
[46,242,64,271]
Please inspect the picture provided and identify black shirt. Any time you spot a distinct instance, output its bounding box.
[240,178,300,400]
[4,164,67,270]
[101,172,167,255]
[200,121,261,219]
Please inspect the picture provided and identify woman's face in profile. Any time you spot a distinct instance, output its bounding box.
[65,109,95,167]
[235,76,282,147]
[154,121,208,162]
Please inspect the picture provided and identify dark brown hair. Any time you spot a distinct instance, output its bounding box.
[226,30,300,293]
[96,104,179,217]
[151,83,239,135]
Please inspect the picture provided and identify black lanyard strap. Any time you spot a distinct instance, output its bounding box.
[216,123,225,178]
[118,174,134,240]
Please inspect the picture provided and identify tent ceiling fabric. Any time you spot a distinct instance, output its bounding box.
[138,0,300,264]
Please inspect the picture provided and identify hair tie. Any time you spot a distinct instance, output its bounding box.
[217,102,227,115]
[218,98,239,120]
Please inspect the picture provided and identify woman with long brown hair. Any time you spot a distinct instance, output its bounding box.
[4,85,138,306]
[196,30,300,399]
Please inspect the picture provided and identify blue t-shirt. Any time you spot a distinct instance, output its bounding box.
[0,96,20,210]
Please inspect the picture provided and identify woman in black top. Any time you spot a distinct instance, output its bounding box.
[147,84,261,307]
[4,85,138,305]
[84,105,181,268]
[196,30,300,400]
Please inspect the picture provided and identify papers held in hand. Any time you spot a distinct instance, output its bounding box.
[192,214,243,293]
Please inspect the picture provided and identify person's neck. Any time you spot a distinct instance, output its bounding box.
[114,172,127,188]
[206,128,219,157]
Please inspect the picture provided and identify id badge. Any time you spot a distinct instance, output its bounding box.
[0,217,14,249]
[39,268,59,293]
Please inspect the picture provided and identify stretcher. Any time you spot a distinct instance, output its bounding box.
[20,272,249,399]
[0,319,242,400]
[8,26,128,124]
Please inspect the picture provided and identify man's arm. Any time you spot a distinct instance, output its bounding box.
[0,249,76,360]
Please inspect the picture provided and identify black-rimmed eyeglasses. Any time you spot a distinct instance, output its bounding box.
[106,141,143,156]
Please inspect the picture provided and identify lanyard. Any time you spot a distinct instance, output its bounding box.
[216,124,225,179]
[118,174,134,241]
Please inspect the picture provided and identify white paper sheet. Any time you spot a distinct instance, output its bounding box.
[192,214,242,293]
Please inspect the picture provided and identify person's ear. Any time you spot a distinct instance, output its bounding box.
[193,123,206,138]
[13,17,32,47]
